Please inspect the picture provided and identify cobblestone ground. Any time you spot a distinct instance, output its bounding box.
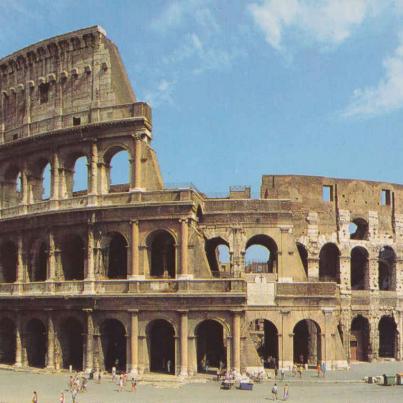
[0,362,402,403]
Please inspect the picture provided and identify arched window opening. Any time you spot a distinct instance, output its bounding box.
[0,241,17,283]
[72,156,88,195]
[196,205,203,223]
[249,319,278,369]
[378,246,396,291]
[319,243,340,283]
[149,231,176,278]
[350,316,370,362]
[245,235,278,274]
[196,320,226,373]
[59,318,83,370]
[41,162,51,200]
[3,166,22,207]
[100,319,126,372]
[293,320,321,366]
[148,319,175,374]
[33,242,48,282]
[25,319,47,368]
[205,237,230,276]
[296,242,308,276]
[107,233,128,279]
[16,172,22,193]
[0,318,16,364]
[378,316,397,358]
[349,218,369,240]
[105,148,130,193]
[351,247,369,290]
[61,235,84,280]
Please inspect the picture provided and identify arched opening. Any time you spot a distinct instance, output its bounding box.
[196,205,203,223]
[59,318,84,370]
[41,162,51,200]
[149,231,176,278]
[106,233,128,279]
[293,320,321,366]
[205,237,230,276]
[351,247,369,290]
[31,242,47,282]
[0,318,16,364]
[378,246,396,291]
[245,235,278,273]
[3,165,22,207]
[378,316,397,358]
[319,243,340,283]
[100,319,126,372]
[72,156,88,195]
[296,243,308,276]
[0,240,17,283]
[249,319,278,368]
[25,319,47,368]
[196,320,226,373]
[349,218,369,240]
[147,319,175,374]
[61,234,84,280]
[105,148,130,193]
[350,316,370,361]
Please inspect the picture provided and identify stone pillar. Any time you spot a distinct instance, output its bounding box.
[179,310,188,376]
[322,308,333,368]
[84,309,94,372]
[308,257,319,281]
[280,310,292,369]
[15,314,23,367]
[21,166,29,206]
[51,152,60,201]
[0,91,5,144]
[16,234,24,283]
[232,311,241,373]
[130,310,139,374]
[46,311,55,369]
[131,137,142,190]
[369,315,379,361]
[86,225,95,281]
[179,219,190,279]
[278,227,290,278]
[47,230,56,281]
[339,255,351,292]
[89,142,98,196]
[368,257,379,291]
[130,220,142,279]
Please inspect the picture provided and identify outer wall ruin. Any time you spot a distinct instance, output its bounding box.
[0,26,401,375]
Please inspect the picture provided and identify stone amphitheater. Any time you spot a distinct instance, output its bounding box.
[0,26,400,377]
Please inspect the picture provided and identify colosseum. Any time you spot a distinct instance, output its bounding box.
[0,26,401,377]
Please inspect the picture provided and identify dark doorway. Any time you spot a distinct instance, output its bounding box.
[61,235,84,280]
[26,319,47,368]
[100,319,126,372]
[293,320,321,365]
[148,319,175,374]
[296,243,308,276]
[378,246,396,291]
[319,243,340,283]
[250,319,278,368]
[0,241,17,283]
[196,320,226,373]
[59,318,84,370]
[378,316,397,358]
[0,318,16,364]
[149,231,176,278]
[107,233,128,279]
[35,242,48,281]
[350,316,370,361]
[351,247,369,290]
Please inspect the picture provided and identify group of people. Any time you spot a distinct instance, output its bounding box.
[111,367,137,392]
[271,383,289,401]
[68,374,88,402]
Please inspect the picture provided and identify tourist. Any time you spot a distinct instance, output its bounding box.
[97,371,102,384]
[271,383,278,401]
[32,391,38,403]
[280,368,285,380]
[71,388,78,403]
[321,362,326,378]
[119,374,124,392]
[283,384,289,401]
[59,392,65,403]
[297,365,302,378]
[316,362,321,377]
[131,377,137,392]
[167,359,172,373]
[112,366,116,382]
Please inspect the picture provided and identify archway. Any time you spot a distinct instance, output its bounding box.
[147,319,175,374]
[61,234,84,280]
[205,237,230,276]
[105,148,130,193]
[3,165,22,207]
[0,241,17,283]
[196,320,226,373]
[245,235,278,273]
[319,243,340,283]
[378,246,396,291]
[100,319,126,372]
[349,218,369,240]
[149,231,176,278]
[72,156,88,194]
[59,318,84,370]
[33,242,48,282]
[378,316,397,358]
[0,318,16,364]
[25,319,47,368]
[107,233,127,279]
[296,243,308,276]
[351,247,369,290]
[293,320,321,365]
[350,316,369,361]
[249,319,278,368]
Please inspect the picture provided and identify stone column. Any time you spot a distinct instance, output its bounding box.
[16,234,24,283]
[84,309,94,372]
[369,315,379,361]
[339,255,351,292]
[51,152,60,201]
[232,311,241,373]
[130,310,139,374]
[368,257,379,291]
[86,225,95,281]
[179,219,190,279]
[0,91,5,144]
[179,310,188,376]
[21,165,29,206]
[46,311,55,369]
[89,142,98,196]
[47,230,56,281]
[129,220,142,279]
[308,257,319,281]
[131,137,142,190]
[15,314,23,367]
[322,308,333,368]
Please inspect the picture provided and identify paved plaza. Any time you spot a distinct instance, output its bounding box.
[0,362,402,403]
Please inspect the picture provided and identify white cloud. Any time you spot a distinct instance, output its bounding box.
[343,34,403,117]
[143,79,176,108]
[248,0,372,50]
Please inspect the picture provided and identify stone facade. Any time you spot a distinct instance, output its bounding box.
[0,27,401,376]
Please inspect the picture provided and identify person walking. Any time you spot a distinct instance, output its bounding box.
[119,374,124,392]
[131,377,137,392]
[59,392,65,403]
[280,368,285,381]
[271,383,278,401]
[32,391,38,403]
[283,384,289,401]
[71,388,78,403]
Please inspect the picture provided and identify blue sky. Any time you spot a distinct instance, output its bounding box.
[2,0,403,196]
